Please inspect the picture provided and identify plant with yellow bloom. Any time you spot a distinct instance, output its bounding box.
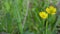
[39,6,57,34]
[46,6,56,15]
[39,12,48,19]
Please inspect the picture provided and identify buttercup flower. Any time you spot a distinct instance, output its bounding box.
[39,12,48,19]
[46,6,56,15]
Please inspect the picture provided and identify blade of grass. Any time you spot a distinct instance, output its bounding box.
[13,0,23,34]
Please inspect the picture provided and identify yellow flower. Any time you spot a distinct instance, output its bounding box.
[46,6,56,15]
[39,12,48,19]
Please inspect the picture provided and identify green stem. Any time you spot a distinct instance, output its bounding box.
[42,19,45,34]
[46,21,48,34]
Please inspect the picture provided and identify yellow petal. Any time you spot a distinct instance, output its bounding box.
[46,8,50,14]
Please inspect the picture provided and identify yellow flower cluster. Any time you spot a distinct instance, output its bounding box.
[39,6,56,19]
[46,6,56,15]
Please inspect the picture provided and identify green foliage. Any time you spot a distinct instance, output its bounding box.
[0,0,58,34]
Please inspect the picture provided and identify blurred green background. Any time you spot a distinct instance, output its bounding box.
[0,0,60,34]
